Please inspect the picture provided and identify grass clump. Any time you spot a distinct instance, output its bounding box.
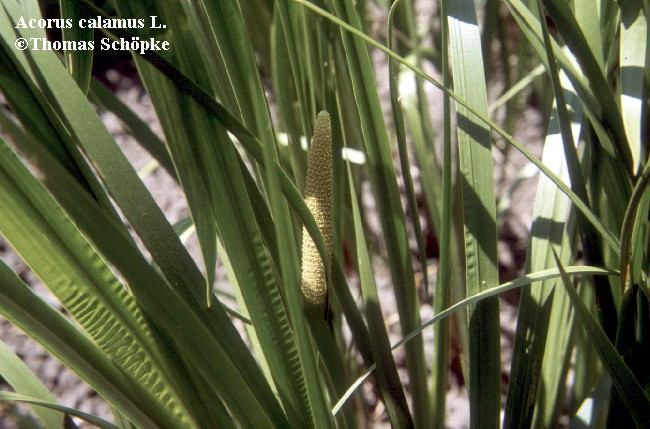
[0,0,648,428]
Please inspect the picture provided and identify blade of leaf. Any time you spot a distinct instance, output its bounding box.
[445,0,501,426]
[542,0,632,171]
[327,0,430,424]
[347,160,414,428]
[569,373,611,429]
[2,16,276,425]
[0,27,117,217]
[0,140,193,428]
[429,0,454,426]
[59,0,93,93]
[111,2,322,423]
[619,151,650,289]
[0,392,118,429]
[504,0,632,196]
[88,79,176,179]
[0,341,63,429]
[537,0,619,342]
[0,260,173,429]
[388,0,429,298]
[505,59,582,429]
[552,251,650,427]
[332,266,617,414]
[0,133,290,428]
[293,0,620,255]
[619,0,647,175]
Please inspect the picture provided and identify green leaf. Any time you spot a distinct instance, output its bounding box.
[0,133,289,428]
[0,139,192,428]
[569,373,611,429]
[542,0,632,172]
[505,60,582,429]
[3,0,209,330]
[504,0,632,189]
[2,19,280,427]
[59,0,93,93]
[294,0,620,256]
[0,392,119,429]
[620,160,650,289]
[102,2,323,423]
[388,0,429,300]
[0,341,63,429]
[333,266,618,415]
[270,12,306,186]
[347,159,413,428]
[0,24,115,215]
[326,0,429,424]
[619,0,647,175]
[427,0,456,426]
[0,260,171,428]
[122,2,219,311]
[88,79,176,179]
[445,0,501,426]
[553,252,650,428]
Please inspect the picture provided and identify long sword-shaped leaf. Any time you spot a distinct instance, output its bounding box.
[2,14,268,423]
[388,0,429,298]
[620,160,650,289]
[0,18,116,216]
[536,0,620,342]
[112,1,324,424]
[59,0,93,93]
[542,0,632,171]
[88,79,176,179]
[0,141,191,428]
[111,0,324,422]
[326,0,429,424]
[619,0,647,175]
[333,266,617,414]
[0,260,173,428]
[430,0,455,426]
[293,0,620,255]
[504,0,633,204]
[0,130,290,427]
[553,253,650,428]
[445,1,500,426]
[127,2,219,310]
[0,392,118,429]
[505,63,582,429]
[1,4,291,419]
[196,0,333,421]
[347,160,414,428]
[0,341,63,429]
[1,0,205,316]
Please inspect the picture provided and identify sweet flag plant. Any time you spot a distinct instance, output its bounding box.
[0,0,648,428]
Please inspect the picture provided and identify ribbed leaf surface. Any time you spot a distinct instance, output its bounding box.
[0,142,190,428]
